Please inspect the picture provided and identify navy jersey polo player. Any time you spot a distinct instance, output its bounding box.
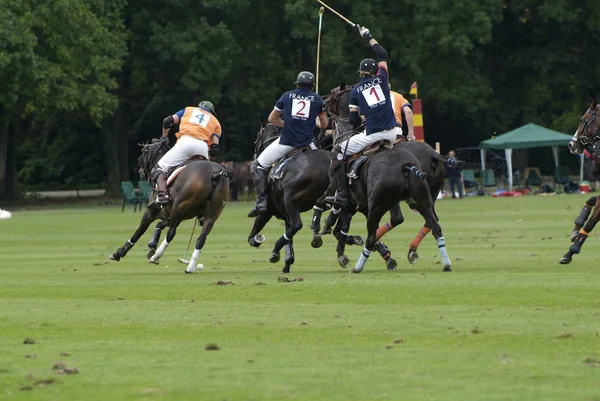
[248,71,329,217]
[324,26,402,208]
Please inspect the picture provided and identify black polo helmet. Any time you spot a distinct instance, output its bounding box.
[294,71,315,87]
[198,100,216,117]
[358,58,378,75]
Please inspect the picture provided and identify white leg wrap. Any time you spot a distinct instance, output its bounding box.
[437,237,451,268]
[186,249,203,273]
[150,239,169,262]
[353,247,371,273]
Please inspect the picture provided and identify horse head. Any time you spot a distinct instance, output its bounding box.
[253,123,281,159]
[138,139,170,180]
[570,99,600,155]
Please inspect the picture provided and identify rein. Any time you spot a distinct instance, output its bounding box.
[138,139,170,180]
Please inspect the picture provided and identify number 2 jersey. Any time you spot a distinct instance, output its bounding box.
[174,106,222,143]
[349,66,399,135]
[274,87,325,148]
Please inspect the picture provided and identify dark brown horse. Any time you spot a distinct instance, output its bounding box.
[247,123,361,273]
[312,83,449,269]
[560,100,600,264]
[109,140,231,273]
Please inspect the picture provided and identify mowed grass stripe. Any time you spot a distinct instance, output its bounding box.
[1,196,600,400]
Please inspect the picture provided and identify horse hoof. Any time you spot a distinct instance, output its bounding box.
[281,266,291,274]
[148,257,159,265]
[407,249,419,264]
[352,236,364,246]
[249,234,265,248]
[311,235,323,248]
[443,266,452,272]
[184,269,193,274]
[350,268,361,274]
[559,256,572,264]
[269,251,280,263]
[108,253,120,262]
[338,255,349,268]
[146,248,156,260]
[386,258,397,271]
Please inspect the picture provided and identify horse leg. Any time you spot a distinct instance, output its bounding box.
[184,219,215,274]
[406,200,431,264]
[282,237,295,274]
[248,213,272,247]
[561,196,600,264]
[570,196,596,241]
[149,215,182,265]
[352,204,388,273]
[271,201,303,273]
[417,204,452,271]
[109,207,161,261]
[146,220,168,259]
[310,205,325,248]
[374,203,404,271]
[333,210,352,268]
[320,209,339,235]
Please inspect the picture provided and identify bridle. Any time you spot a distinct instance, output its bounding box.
[324,86,364,146]
[578,105,600,149]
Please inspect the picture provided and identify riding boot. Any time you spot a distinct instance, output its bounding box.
[324,160,350,208]
[248,166,269,217]
[156,172,171,204]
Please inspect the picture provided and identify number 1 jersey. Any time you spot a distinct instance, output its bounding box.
[349,67,399,135]
[274,87,325,148]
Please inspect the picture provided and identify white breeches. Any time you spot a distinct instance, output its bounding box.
[257,138,294,168]
[336,127,402,160]
[157,135,209,173]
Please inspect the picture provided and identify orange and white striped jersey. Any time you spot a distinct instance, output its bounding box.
[175,106,222,143]
[390,91,410,126]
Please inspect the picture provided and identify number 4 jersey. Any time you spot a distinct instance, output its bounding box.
[174,106,222,143]
[274,87,325,148]
[349,67,399,135]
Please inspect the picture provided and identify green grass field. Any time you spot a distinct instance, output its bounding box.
[1,196,600,400]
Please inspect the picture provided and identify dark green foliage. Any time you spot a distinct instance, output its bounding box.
[1,0,599,198]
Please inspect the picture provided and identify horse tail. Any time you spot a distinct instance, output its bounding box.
[209,168,233,202]
[403,164,428,180]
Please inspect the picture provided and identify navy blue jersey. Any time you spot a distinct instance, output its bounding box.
[349,67,399,135]
[274,87,325,148]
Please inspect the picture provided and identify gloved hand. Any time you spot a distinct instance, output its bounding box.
[357,25,371,39]
[209,143,220,157]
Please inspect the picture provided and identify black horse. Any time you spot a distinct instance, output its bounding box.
[109,139,231,273]
[560,99,600,264]
[312,83,449,269]
[247,123,362,273]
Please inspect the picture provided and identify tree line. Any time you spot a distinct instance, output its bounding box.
[1,0,599,199]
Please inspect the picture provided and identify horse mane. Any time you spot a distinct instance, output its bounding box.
[324,83,363,145]
[253,124,281,158]
[138,139,170,180]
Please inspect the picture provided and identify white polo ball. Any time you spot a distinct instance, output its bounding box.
[197,263,204,271]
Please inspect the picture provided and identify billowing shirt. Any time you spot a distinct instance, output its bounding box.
[349,66,399,135]
[390,91,410,126]
[274,87,325,148]
[174,106,222,143]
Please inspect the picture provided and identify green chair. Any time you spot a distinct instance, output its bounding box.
[138,181,154,204]
[526,170,543,187]
[120,181,143,212]
[461,169,478,189]
[482,170,496,187]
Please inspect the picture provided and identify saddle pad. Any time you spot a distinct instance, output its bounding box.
[348,155,369,183]
[167,165,187,186]
[271,151,304,180]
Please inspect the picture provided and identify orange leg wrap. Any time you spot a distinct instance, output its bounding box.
[409,226,431,250]
[579,229,590,236]
[376,221,394,241]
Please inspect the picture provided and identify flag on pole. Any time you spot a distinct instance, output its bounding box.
[409,82,418,97]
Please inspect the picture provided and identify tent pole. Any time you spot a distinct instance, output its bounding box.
[505,148,513,192]
[480,149,486,171]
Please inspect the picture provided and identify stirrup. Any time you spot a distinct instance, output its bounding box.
[157,193,171,204]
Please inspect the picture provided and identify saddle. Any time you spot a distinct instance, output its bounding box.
[347,140,393,183]
[165,155,208,187]
[270,147,311,180]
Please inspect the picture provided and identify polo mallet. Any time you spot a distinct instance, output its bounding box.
[316,6,324,94]
[177,217,198,264]
[315,0,356,28]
